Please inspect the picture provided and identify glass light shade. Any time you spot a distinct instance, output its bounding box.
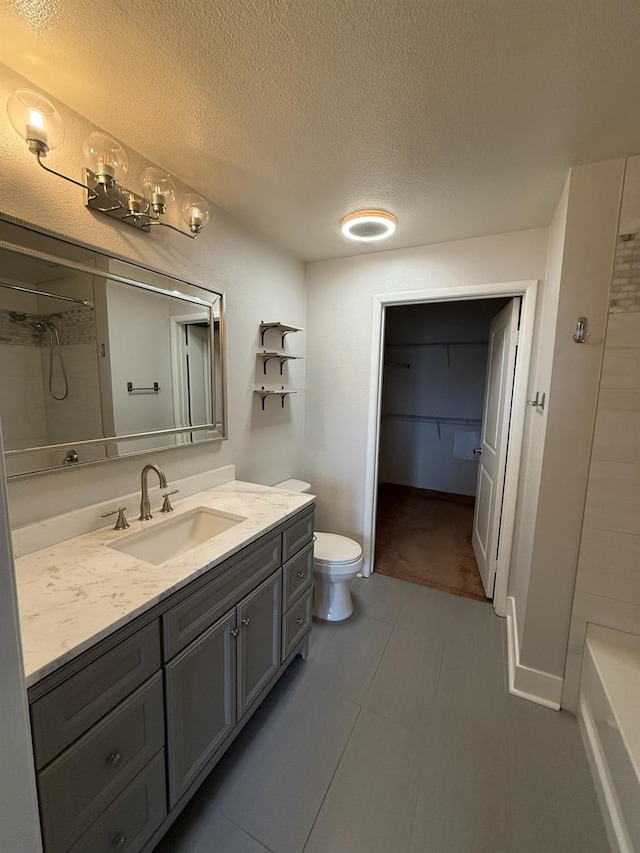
[7,89,64,153]
[341,209,397,242]
[141,167,176,208]
[181,194,210,233]
[82,132,129,183]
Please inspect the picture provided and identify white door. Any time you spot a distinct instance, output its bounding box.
[472,298,520,597]
[185,324,212,434]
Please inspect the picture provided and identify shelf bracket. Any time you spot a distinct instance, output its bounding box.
[255,388,298,410]
[259,353,299,375]
[259,321,304,348]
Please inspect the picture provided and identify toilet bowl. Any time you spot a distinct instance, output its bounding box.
[274,480,363,621]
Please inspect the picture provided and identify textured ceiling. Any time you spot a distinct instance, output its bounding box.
[2,0,640,260]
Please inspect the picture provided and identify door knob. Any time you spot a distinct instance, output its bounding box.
[241,617,251,626]
[230,627,239,638]
[473,448,482,455]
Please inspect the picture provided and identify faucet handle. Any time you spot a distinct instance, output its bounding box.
[161,490,180,513]
[101,507,130,530]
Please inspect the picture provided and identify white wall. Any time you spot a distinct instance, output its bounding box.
[304,228,549,539]
[107,282,176,437]
[507,177,570,648]
[517,160,624,685]
[0,63,306,526]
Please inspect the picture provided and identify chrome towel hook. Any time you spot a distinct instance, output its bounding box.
[573,317,590,344]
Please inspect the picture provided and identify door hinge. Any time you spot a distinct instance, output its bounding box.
[511,330,520,346]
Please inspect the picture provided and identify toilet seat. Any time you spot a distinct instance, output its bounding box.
[313,532,362,564]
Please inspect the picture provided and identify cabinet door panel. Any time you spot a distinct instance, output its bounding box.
[31,621,160,769]
[237,570,282,719]
[163,535,281,660]
[67,751,166,853]
[165,609,236,807]
[38,674,164,853]
[282,541,314,610]
[282,508,314,562]
[283,587,313,661]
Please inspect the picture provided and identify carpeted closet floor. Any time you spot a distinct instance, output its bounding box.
[374,483,489,602]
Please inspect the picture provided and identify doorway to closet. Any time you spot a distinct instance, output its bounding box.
[374,296,518,603]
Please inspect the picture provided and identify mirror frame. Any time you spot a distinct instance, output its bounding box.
[0,211,227,481]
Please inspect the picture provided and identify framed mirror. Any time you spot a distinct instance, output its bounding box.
[0,214,226,480]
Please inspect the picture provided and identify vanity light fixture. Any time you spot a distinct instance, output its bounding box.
[6,88,210,238]
[341,209,397,242]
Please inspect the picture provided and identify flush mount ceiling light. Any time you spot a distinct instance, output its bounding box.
[6,88,210,239]
[341,209,397,242]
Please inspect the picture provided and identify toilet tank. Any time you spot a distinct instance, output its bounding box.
[273,479,312,493]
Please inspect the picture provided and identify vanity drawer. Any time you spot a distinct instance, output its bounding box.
[31,621,161,769]
[282,508,314,563]
[282,541,314,610]
[282,586,313,661]
[163,534,281,660]
[38,673,165,853]
[67,750,166,853]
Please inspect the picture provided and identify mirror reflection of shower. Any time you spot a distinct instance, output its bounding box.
[9,311,69,401]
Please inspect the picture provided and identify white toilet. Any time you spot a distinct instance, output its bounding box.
[274,479,363,621]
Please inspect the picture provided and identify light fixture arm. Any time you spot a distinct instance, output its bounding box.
[36,151,98,200]
[101,184,125,212]
[148,219,198,239]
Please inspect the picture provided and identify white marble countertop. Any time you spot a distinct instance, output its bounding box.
[15,481,313,687]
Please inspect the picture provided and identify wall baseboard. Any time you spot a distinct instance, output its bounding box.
[506,596,563,710]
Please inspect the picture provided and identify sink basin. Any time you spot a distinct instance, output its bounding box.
[109,506,247,565]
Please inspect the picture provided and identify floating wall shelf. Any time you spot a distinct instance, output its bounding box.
[257,351,305,375]
[254,387,301,410]
[260,321,304,348]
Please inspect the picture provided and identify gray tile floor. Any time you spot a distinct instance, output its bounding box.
[154,574,608,853]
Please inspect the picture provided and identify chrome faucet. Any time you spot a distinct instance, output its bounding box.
[139,463,168,520]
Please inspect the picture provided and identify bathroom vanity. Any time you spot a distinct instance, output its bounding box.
[15,481,314,853]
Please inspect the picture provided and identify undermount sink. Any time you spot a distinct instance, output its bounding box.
[109,506,247,565]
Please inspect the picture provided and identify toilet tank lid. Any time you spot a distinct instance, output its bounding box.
[274,478,312,493]
[314,532,362,563]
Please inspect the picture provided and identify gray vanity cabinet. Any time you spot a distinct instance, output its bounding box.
[165,609,237,806]
[165,570,282,806]
[28,506,314,853]
[237,570,282,717]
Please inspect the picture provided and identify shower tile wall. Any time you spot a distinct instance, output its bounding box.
[39,307,103,449]
[0,304,104,467]
[0,344,48,450]
[610,233,640,313]
[563,304,640,711]
[0,301,49,451]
